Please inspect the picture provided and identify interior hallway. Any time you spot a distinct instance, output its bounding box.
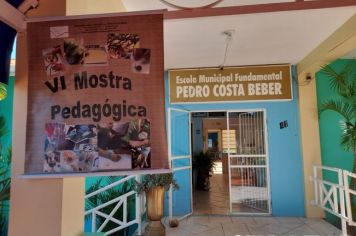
[193,161,268,214]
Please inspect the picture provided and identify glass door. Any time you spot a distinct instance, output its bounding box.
[227,110,271,214]
[168,108,192,220]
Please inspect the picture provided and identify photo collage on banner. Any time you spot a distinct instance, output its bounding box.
[26,12,167,174]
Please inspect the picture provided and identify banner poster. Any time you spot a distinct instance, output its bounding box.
[25,12,168,175]
[169,65,292,104]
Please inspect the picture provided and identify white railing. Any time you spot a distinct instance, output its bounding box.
[311,165,356,236]
[85,175,144,235]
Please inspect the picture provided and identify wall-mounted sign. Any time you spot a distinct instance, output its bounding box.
[169,64,292,104]
[25,12,168,175]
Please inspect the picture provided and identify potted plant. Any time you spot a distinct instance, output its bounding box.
[193,151,216,191]
[134,173,179,236]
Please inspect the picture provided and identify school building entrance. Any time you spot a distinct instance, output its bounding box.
[167,109,270,218]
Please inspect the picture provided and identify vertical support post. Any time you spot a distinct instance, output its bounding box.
[319,181,324,207]
[92,211,96,232]
[123,197,128,224]
[343,171,353,221]
[313,166,319,205]
[135,175,142,236]
[227,112,232,213]
[338,169,347,236]
[169,185,173,220]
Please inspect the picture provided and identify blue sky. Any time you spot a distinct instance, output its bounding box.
[11,38,16,59]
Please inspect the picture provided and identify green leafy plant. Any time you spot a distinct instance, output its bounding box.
[193,151,216,190]
[193,151,216,174]
[319,60,356,186]
[0,116,6,138]
[0,115,11,236]
[133,173,179,194]
[85,176,136,236]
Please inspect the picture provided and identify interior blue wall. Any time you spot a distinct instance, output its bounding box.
[191,117,203,154]
[164,67,305,216]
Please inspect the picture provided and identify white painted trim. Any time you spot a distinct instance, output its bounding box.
[20,168,171,179]
[230,165,267,168]
[85,175,134,199]
[263,109,272,215]
[85,190,135,214]
[229,154,267,158]
[178,212,192,221]
[173,166,191,172]
[171,155,190,160]
[227,111,232,213]
[0,0,26,31]
[189,112,193,214]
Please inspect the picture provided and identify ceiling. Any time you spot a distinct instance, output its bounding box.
[121,0,356,70]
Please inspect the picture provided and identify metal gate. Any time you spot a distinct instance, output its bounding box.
[227,110,271,214]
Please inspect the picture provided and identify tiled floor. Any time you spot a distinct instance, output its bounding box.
[188,164,342,235]
[164,216,342,236]
[194,172,266,214]
[193,173,230,214]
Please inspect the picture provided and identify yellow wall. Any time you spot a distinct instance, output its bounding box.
[297,78,324,218]
[61,178,85,236]
[66,0,126,16]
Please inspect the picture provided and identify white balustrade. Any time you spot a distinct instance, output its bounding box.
[85,175,143,235]
[311,165,356,236]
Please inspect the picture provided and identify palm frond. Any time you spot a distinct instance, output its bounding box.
[0,116,7,138]
[0,178,10,202]
[319,100,355,121]
[340,120,356,151]
[349,74,356,104]
[321,64,348,95]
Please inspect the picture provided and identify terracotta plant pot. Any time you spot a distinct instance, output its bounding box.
[145,186,165,236]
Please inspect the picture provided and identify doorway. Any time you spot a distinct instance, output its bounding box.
[191,110,270,215]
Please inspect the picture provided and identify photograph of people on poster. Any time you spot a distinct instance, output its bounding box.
[97,118,151,170]
[44,124,98,173]
[42,45,65,76]
[43,118,151,173]
[107,33,140,59]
